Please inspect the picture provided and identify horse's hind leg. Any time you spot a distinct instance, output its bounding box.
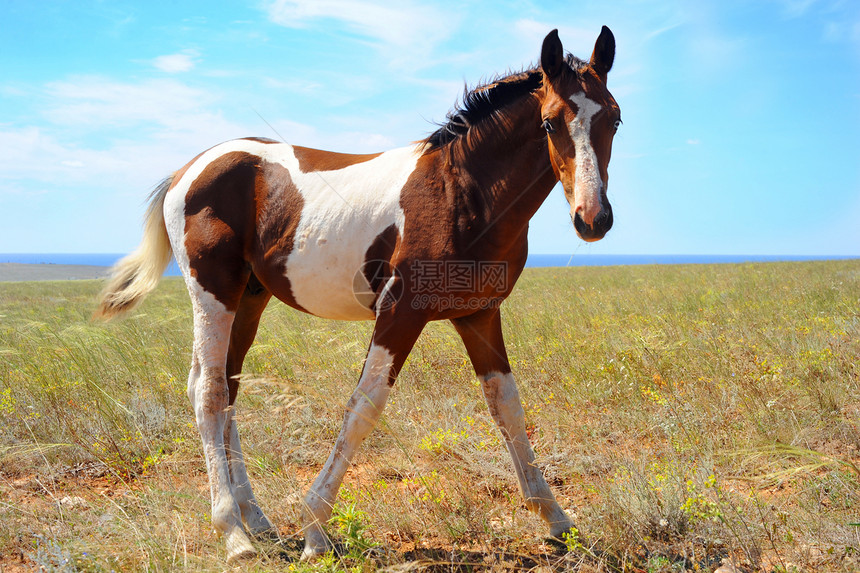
[185,272,257,562]
[225,274,276,538]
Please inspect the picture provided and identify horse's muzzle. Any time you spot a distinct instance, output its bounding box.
[573,201,613,242]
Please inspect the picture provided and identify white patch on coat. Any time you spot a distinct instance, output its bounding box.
[567,92,603,226]
[163,139,419,321]
[285,146,417,320]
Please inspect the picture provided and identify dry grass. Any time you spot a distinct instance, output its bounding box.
[1,260,858,571]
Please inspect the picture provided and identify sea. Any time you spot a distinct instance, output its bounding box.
[0,253,854,277]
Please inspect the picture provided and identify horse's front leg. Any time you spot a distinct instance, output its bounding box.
[302,313,426,560]
[452,309,573,538]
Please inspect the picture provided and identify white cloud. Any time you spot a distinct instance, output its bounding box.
[152,50,199,73]
[260,76,323,94]
[0,71,402,203]
[0,126,133,188]
[822,18,860,46]
[680,4,747,81]
[42,76,222,131]
[778,0,822,18]
[0,76,259,196]
[264,0,453,68]
[266,0,434,44]
[644,20,684,41]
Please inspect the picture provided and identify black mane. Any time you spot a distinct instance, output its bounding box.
[423,69,542,150]
[423,54,587,151]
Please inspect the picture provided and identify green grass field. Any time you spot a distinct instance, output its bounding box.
[1,260,858,572]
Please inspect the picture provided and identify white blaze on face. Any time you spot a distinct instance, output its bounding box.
[568,92,603,226]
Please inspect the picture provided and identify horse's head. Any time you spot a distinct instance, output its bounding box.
[539,27,620,242]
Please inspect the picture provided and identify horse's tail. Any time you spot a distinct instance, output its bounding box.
[95,175,175,320]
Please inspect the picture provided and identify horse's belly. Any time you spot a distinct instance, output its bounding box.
[285,238,377,321]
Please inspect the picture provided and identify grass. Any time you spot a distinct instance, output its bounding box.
[1,260,858,571]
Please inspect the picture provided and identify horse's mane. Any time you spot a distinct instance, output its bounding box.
[422,55,587,152]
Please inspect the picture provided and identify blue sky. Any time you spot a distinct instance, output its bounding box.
[1,0,858,256]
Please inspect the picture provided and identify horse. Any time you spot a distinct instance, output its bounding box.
[96,27,621,562]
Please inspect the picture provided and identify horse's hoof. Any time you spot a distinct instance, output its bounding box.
[244,507,277,537]
[225,528,257,563]
[547,522,579,551]
[545,535,569,553]
[250,525,282,543]
[300,544,328,562]
[246,515,281,543]
[549,519,576,540]
[300,537,333,561]
[300,530,332,561]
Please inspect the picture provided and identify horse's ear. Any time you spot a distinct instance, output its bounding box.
[541,29,564,80]
[590,25,615,82]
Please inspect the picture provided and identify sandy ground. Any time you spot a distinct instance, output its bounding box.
[0,263,111,282]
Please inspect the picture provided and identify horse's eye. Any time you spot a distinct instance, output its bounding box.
[542,119,555,134]
[614,119,623,131]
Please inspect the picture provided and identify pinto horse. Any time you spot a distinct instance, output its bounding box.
[97,28,621,562]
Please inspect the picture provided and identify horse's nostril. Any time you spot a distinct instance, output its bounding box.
[573,211,590,236]
[594,204,613,232]
[573,204,612,241]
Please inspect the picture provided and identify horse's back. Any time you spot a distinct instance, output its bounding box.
[164,139,423,320]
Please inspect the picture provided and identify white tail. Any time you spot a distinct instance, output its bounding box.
[95,176,175,319]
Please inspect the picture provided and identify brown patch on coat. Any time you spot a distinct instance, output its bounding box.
[358,224,400,312]
[292,145,382,173]
[252,159,308,313]
[183,152,259,310]
[451,308,511,377]
[181,151,306,312]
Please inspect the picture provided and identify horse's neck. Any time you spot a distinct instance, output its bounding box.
[452,95,557,239]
